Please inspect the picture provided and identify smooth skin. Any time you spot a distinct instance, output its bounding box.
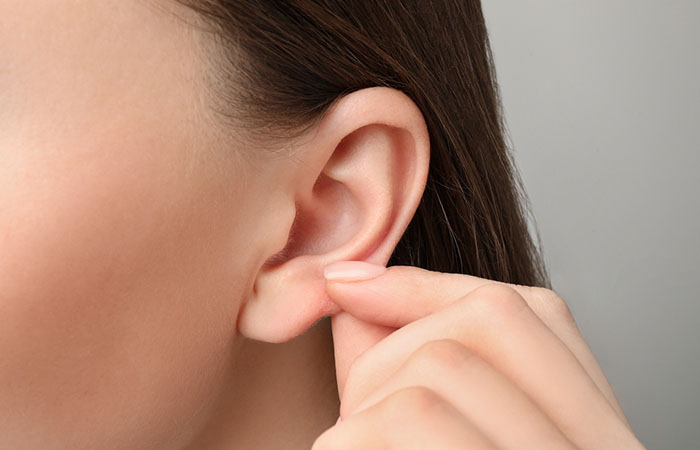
[1,1,340,448]
[1,0,643,449]
[315,263,645,449]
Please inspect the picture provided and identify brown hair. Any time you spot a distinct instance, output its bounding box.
[174,0,550,288]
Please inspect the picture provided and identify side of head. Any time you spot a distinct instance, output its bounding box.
[0,0,548,449]
[178,0,551,340]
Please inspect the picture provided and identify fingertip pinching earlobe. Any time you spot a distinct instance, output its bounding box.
[323,261,387,282]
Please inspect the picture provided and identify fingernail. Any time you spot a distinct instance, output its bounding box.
[335,416,343,425]
[323,261,387,282]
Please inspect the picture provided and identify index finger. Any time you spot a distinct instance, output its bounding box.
[324,261,630,426]
[324,261,546,328]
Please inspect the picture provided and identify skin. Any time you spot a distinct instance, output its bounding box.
[318,264,646,448]
[1,1,644,449]
[0,1,339,449]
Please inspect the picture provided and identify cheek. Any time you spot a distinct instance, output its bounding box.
[0,130,252,448]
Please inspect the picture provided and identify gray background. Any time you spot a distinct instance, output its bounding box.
[482,1,699,448]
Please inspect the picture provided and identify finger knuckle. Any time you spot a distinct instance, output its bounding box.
[466,283,529,321]
[528,286,576,325]
[408,339,474,373]
[384,385,446,419]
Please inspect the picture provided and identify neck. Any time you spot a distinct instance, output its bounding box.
[185,317,340,450]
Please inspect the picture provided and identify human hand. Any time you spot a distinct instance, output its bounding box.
[313,261,644,449]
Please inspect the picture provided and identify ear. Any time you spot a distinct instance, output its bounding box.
[237,87,430,343]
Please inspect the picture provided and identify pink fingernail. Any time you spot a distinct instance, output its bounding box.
[335,416,343,425]
[323,261,387,282]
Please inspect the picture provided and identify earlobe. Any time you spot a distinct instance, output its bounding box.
[236,87,430,343]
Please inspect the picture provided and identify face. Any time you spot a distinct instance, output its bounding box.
[0,1,281,448]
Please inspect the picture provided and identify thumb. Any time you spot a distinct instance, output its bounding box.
[324,261,397,398]
[323,260,458,397]
[323,260,510,398]
[329,312,395,398]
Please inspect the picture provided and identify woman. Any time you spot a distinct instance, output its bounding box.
[0,0,644,448]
